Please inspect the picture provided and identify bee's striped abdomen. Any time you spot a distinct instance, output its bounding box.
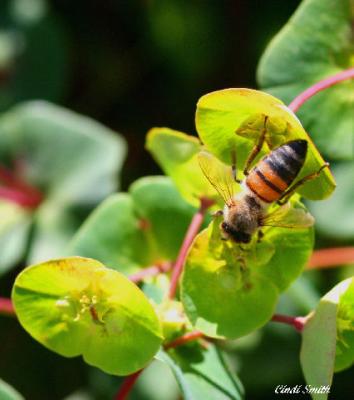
[246,140,307,203]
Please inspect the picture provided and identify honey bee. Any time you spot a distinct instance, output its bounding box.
[199,139,329,244]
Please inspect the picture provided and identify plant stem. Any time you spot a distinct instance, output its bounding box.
[271,313,306,332]
[168,198,213,299]
[0,297,15,317]
[308,247,354,270]
[129,262,172,283]
[164,330,205,350]
[0,164,43,209]
[288,67,354,113]
[0,186,42,209]
[115,370,143,400]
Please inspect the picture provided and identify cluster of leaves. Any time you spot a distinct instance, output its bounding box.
[9,85,353,400]
[2,0,354,399]
[257,0,354,243]
[0,101,126,276]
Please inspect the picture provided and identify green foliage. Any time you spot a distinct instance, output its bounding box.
[68,176,199,275]
[12,257,163,376]
[0,101,126,274]
[157,345,244,400]
[145,1,224,78]
[257,0,354,160]
[196,88,335,200]
[2,0,353,398]
[308,162,354,239]
[0,379,24,400]
[334,278,354,371]
[300,278,354,399]
[300,299,337,400]
[146,128,217,207]
[181,210,313,339]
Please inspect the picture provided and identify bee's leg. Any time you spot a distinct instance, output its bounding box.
[231,148,242,184]
[257,230,264,243]
[212,209,224,217]
[236,249,249,283]
[237,255,247,273]
[277,162,330,205]
[243,116,268,175]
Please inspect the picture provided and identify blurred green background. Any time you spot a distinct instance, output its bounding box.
[0,1,353,399]
[0,0,303,187]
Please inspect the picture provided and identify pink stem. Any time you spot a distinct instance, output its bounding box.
[288,67,354,113]
[271,313,306,332]
[0,297,15,316]
[115,370,143,400]
[307,247,354,270]
[0,186,42,209]
[0,164,43,209]
[164,330,205,350]
[168,198,213,299]
[129,262,172,283]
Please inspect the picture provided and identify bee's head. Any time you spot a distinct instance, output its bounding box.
[221,221,252,243]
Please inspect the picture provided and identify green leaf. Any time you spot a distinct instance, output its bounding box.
[308,162,354,239]
[12,257,163,376]
[0,101,126,205]
[258,222,314,292]
[181,219,279,339]
[334,278,354,371]
[196,88,335,200]
[0,379,24,400]
[257,0,354,160]
[0,101,126,267]
[300,301,337,400]
[146,128,217,207]
[68,194,150,274]
[182,200,313,339]
[0,201,31,276]
[68,176,197,275]
[157,345,244,400]
[300,278,354,400]
[136,356,179,400]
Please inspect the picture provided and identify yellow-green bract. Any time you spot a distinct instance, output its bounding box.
[257,0,354,160]
[181,211,314,339]
[196,88,336,200]
[12,257,163,376]
[146,128,217,207]
[300,277,354,400]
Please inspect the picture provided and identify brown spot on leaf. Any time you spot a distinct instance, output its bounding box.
[138,218,151,231]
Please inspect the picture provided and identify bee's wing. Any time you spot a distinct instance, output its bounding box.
[198,151,236,206]
[262,202,314,229]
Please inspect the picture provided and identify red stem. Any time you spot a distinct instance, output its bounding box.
[271,313,306,332]
[0,186,42,209]
[307,247,354,270]
[168,198,213,299]
[288,67,354,113]
[164,330,205,350]
[0,297,15,316]
[0,164,43,209]
[115,370,143,400]
[129,262,172,283]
